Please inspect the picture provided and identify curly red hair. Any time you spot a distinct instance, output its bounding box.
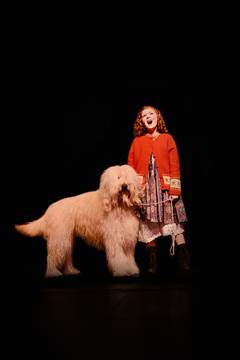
[133,106,168,136]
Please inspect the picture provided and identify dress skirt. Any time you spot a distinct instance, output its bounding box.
[138,153,187,253]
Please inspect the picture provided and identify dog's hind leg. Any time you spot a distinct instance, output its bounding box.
[46,257,63,278]
[63,250,80,276]
[45,233,73,277]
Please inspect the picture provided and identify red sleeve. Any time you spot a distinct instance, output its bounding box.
[127,139,136,170]
[168,135,181,196]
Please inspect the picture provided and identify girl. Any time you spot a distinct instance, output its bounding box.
[128,105,191,274]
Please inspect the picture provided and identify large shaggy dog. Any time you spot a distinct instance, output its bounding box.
[15,165,143,278]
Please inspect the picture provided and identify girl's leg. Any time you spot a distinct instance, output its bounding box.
[146,239,158,274]
[175,233,185,245]
[175,233,191,270]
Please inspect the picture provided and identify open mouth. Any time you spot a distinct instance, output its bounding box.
[118,189,131,204]
[147,120,153,125]
[120,189,130,197]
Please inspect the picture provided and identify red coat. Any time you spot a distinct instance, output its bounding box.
[128,133,182,196]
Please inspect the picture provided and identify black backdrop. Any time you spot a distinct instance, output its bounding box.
[1,84,213,281]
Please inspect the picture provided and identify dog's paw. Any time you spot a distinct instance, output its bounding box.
[128,272,140,278]
[46,268,63,277]
[63,267,81,276]
[112,269,140,278]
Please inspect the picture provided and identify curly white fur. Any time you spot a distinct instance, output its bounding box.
[15,165,143,278]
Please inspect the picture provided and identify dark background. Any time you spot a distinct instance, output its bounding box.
[0,12,233,358]
[1,65,227,360]
[1,82,214,282]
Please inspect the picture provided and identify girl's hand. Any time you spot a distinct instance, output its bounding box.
[170,195,179,201]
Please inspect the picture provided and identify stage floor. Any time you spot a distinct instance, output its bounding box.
[3,272,204,360]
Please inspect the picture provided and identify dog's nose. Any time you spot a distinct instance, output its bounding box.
[121,184,128,191]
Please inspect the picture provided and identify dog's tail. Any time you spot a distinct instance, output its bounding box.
[15,217,44,238]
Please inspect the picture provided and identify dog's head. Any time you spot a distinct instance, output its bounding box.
[99,165,144,212]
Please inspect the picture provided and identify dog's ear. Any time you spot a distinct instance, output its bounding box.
[100,179,112,212]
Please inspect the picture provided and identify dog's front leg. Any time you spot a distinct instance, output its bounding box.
[105,240,139,277]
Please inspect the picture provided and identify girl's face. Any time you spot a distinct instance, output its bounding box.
[141,107,158,132]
